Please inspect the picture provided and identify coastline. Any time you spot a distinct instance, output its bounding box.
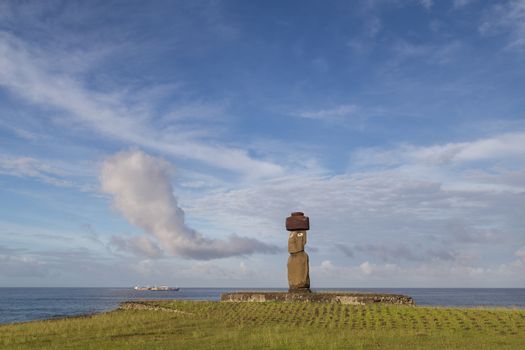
[1,287,525,325]
[2,297,525,326]
[2,300,524,349]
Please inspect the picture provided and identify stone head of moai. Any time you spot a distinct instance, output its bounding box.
[286,212,309,253]
[288,231,306,253]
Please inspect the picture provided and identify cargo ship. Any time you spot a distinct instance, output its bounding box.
[133,286,179,291]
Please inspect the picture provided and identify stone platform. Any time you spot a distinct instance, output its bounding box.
[220,292,415,305]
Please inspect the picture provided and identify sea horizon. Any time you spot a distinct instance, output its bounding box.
[2,286,525,289]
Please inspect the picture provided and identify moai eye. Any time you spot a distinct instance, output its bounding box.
[297,232,303,237]
[289,232,294,238]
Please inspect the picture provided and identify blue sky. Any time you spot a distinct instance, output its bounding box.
[1,0,524,287]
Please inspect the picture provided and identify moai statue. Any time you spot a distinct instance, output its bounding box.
[286,212,311,293]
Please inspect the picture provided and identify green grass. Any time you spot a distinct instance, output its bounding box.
[1,301,524,349]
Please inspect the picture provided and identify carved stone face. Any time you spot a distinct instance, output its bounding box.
[288,231,307,253]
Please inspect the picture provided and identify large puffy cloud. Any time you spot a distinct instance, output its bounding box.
[100,150,280,260]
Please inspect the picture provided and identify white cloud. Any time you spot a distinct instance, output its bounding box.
[516,247,525,262]
[391,40,462,65]
[418,0,433,10]
[110,235,163,259]
[352,132,525,168]
[311,259,525,287]
[131,258,269,284]
[480,0,525,50]
[337,243,460,263]
[293,104,359,122]
[0,32,282,179]
[0,154,73,187]
[320,260,334,271]
[100,150,280,260]
[187,162,524,236]
[0,251,47,277]
[239,261,246,273]
[453,0,476,9]
[365,16,382,37]
[0,119,39,140]
[359,261,374,274]
[181,130,525,286]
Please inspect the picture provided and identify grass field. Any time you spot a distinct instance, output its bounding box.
[1,300,524,349]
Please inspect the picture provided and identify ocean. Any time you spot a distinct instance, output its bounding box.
[1,288,524,324]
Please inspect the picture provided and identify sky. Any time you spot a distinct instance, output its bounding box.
[0,0,524,288]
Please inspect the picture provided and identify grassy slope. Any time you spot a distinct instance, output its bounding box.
[1,301,524,349]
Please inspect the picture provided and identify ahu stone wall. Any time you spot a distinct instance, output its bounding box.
[220,292,415,305]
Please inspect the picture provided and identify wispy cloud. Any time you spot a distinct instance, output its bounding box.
[351,132,525,168]
[364,16,382,37]
[0,252,47,277]
[516,246,525,262]
[336,243,459,263]
[0,32,281,179]
[0,119,39,140]
[453,0,476,9]
[480,0,525,51]
[288,103,391,129]
[313,258,525,287]
[293,104,359,122]
[391,40,463,65]
[418,0,433,10]
[110,235,163,259]
[0,154,74,187]
[183,130,525,276]
[447,221,507,244]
